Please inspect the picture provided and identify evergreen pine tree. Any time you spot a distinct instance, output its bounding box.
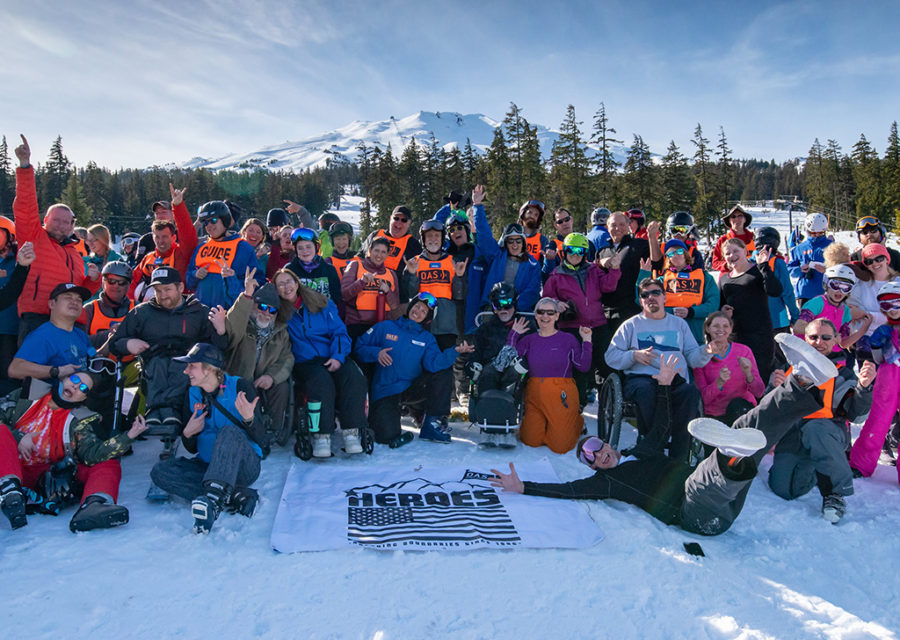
[42,135,72,206]
[549,105,591,229]
[356,142,375,236]
[82,161,109,226]
[423,133,446,215]
[0,136,11,214]
[660,140,693,214]
[590,102,622,207]
[851,134,881,221]
[486,127,513,225]
[61,173,93,225]
[691,124,716,240]
[443,146,465,200]
[622,134,655,215]
[715,127,733,228]
[398,138,426,219]
[461,138,483,186]
[882,122,900,232]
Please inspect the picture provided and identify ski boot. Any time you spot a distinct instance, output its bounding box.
[191,481,230,534]
[227,487,259,518]
[420,414,451,443]
[69,494,129,532]
[0,475,27,530]
[342,429,363,455]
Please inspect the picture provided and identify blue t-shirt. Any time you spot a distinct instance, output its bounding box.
[15,322,95,369]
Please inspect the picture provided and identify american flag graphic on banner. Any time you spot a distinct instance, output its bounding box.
[345,470,521,549]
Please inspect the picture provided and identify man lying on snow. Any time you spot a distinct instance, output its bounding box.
[0,370,148,532]
[491,334,839,536]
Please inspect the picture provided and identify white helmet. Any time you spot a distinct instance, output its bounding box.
[877,281,900,299]
[805,213,828,233]
[824,264,858,287]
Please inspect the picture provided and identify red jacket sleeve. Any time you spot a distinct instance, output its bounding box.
[13,167,44,246]
[173,202,198,269]
[711,236,729,272]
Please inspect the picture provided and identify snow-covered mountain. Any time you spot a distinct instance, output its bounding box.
[181,110,632,172]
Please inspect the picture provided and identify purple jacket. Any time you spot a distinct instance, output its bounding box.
[543,263,621,329]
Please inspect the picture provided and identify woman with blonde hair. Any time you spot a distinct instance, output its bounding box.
[86,224,122,269]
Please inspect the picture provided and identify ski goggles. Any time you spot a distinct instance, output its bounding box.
[88,357,116,376]
[421,219,445,233]
[578,437,606,466]
[492,297,515,310]
[564,245,587,256]
[202,217,220,226]
[864,255,887,266]
[524,200,545,212]
[122,237,137,247]
[826,279,854,294]
[416,292,438,309]
[69,374,90,394]
[665,248,686,258]
[670,225,692,236]
[856,216,881,231]
[878,298,900,312]
[257,303,279,314]
[291,228,317,244]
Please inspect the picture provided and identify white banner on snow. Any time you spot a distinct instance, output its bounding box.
[271,459,604,553]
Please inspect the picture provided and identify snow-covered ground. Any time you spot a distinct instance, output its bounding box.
[4,204,900,639]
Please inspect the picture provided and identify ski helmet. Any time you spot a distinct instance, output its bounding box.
[405,291,437,324]
[591,207,612,226]
[266,208,289,228]
[0,216,15,242]
[754,226,781,251]
[328,221,353,241]
[500,223,526,245]
[823,264,858,288]
[666,211,695,237]
[318,212,341,230]
[805,213,828,233]
[856,215,887,240]
[488,282,517,310]
[562,233,591,254]
[446,211,472,241]
[625,208,646,228]
[877,281,900,300]
[290,227,319,249]
[101,261,133,281]
[197,201,233,228]
[518,200,545,224]
[419,219,446,249]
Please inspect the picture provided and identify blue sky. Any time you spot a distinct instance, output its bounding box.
[2,0,898,168]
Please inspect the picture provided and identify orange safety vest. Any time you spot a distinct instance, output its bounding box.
[355,263,396,312]
[73,237,88,258]
[85,298,135,363]
[417,255,454,299]
[524,234,544,261]
[139,248,178,280]
[193,236,243,274]
[376,229,411,272]
[329,255,353,276]
[662,268,706,308]
[785,365,839,419]
[551,237,564,254]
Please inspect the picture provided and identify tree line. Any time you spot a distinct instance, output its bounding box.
[1,106,897,241]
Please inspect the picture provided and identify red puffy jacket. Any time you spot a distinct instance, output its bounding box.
[13,167,100,315]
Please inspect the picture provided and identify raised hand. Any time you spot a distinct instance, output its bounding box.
[208,305,227,335]
[652,353,678,386]
[16,241,35,267]
[606,252,622,270]
[647,220,661,241]
[86,263,101,281]
[15,134,30,168]
[858,360,876,388]
[453,258,469,277]
[755,245,772,265]
[128,414,149,439]
[218,259,235,279]
[578,326,592,342]
[169,183,186,207]
[639,257,652,272]
[235,391,259,422]
[510,316,529,335]
[244,266,258,297]
[405,256,419,275]
[283,199,302,215]
[472,184,485,205]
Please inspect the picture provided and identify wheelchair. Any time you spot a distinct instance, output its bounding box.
[289,378,375,461]
[595,369,706,465]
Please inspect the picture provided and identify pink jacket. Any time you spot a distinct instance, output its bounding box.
[693,342,765,417]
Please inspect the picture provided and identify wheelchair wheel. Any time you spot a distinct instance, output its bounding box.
[597,374,623,449]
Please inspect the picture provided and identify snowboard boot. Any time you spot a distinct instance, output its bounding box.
[822,493,846,524]
[775,333,839,386]
[419,414,451,443]
[191,481,230,534]
[313,433,332,458]
[1,475,27,530]
[69,493,129,532]
[227,487,259,517]
[387,431,414,449]
[342,429,363,455]
[688,418,767,458]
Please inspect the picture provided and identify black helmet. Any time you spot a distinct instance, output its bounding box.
[626,208,646,227]
[591,207,612,226]
[754,226,781,250]
[328,221,353,241]
[318,212,341,230]
[666,211,695,237]
[488,282,517,309]
[197,201,233,227]
[419,219,446,248]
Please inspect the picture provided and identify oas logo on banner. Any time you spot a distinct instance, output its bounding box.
[344,470,521,549]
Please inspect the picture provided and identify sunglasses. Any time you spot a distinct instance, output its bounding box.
[492,297,515,310]
[806,334,835,342]
[640,289,664,299]
[535,308,558,316]
[670,226,691,235]
[826,279,854,294]
[291,228,317,244]
[864,255,887,266]
[665,248,686,258]
[391,216,410,223]
[555,216,572,225]
[878,299,900,312]
[257,303,278,314]
[69,374,90,393]
[565,246,586,256]
[447,223,467,233]
[416,292,438,309]
[104,276,129,286]
[578,436,606,466]
[202,217,220,226]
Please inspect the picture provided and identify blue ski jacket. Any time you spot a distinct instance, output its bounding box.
[286,299,351,364]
